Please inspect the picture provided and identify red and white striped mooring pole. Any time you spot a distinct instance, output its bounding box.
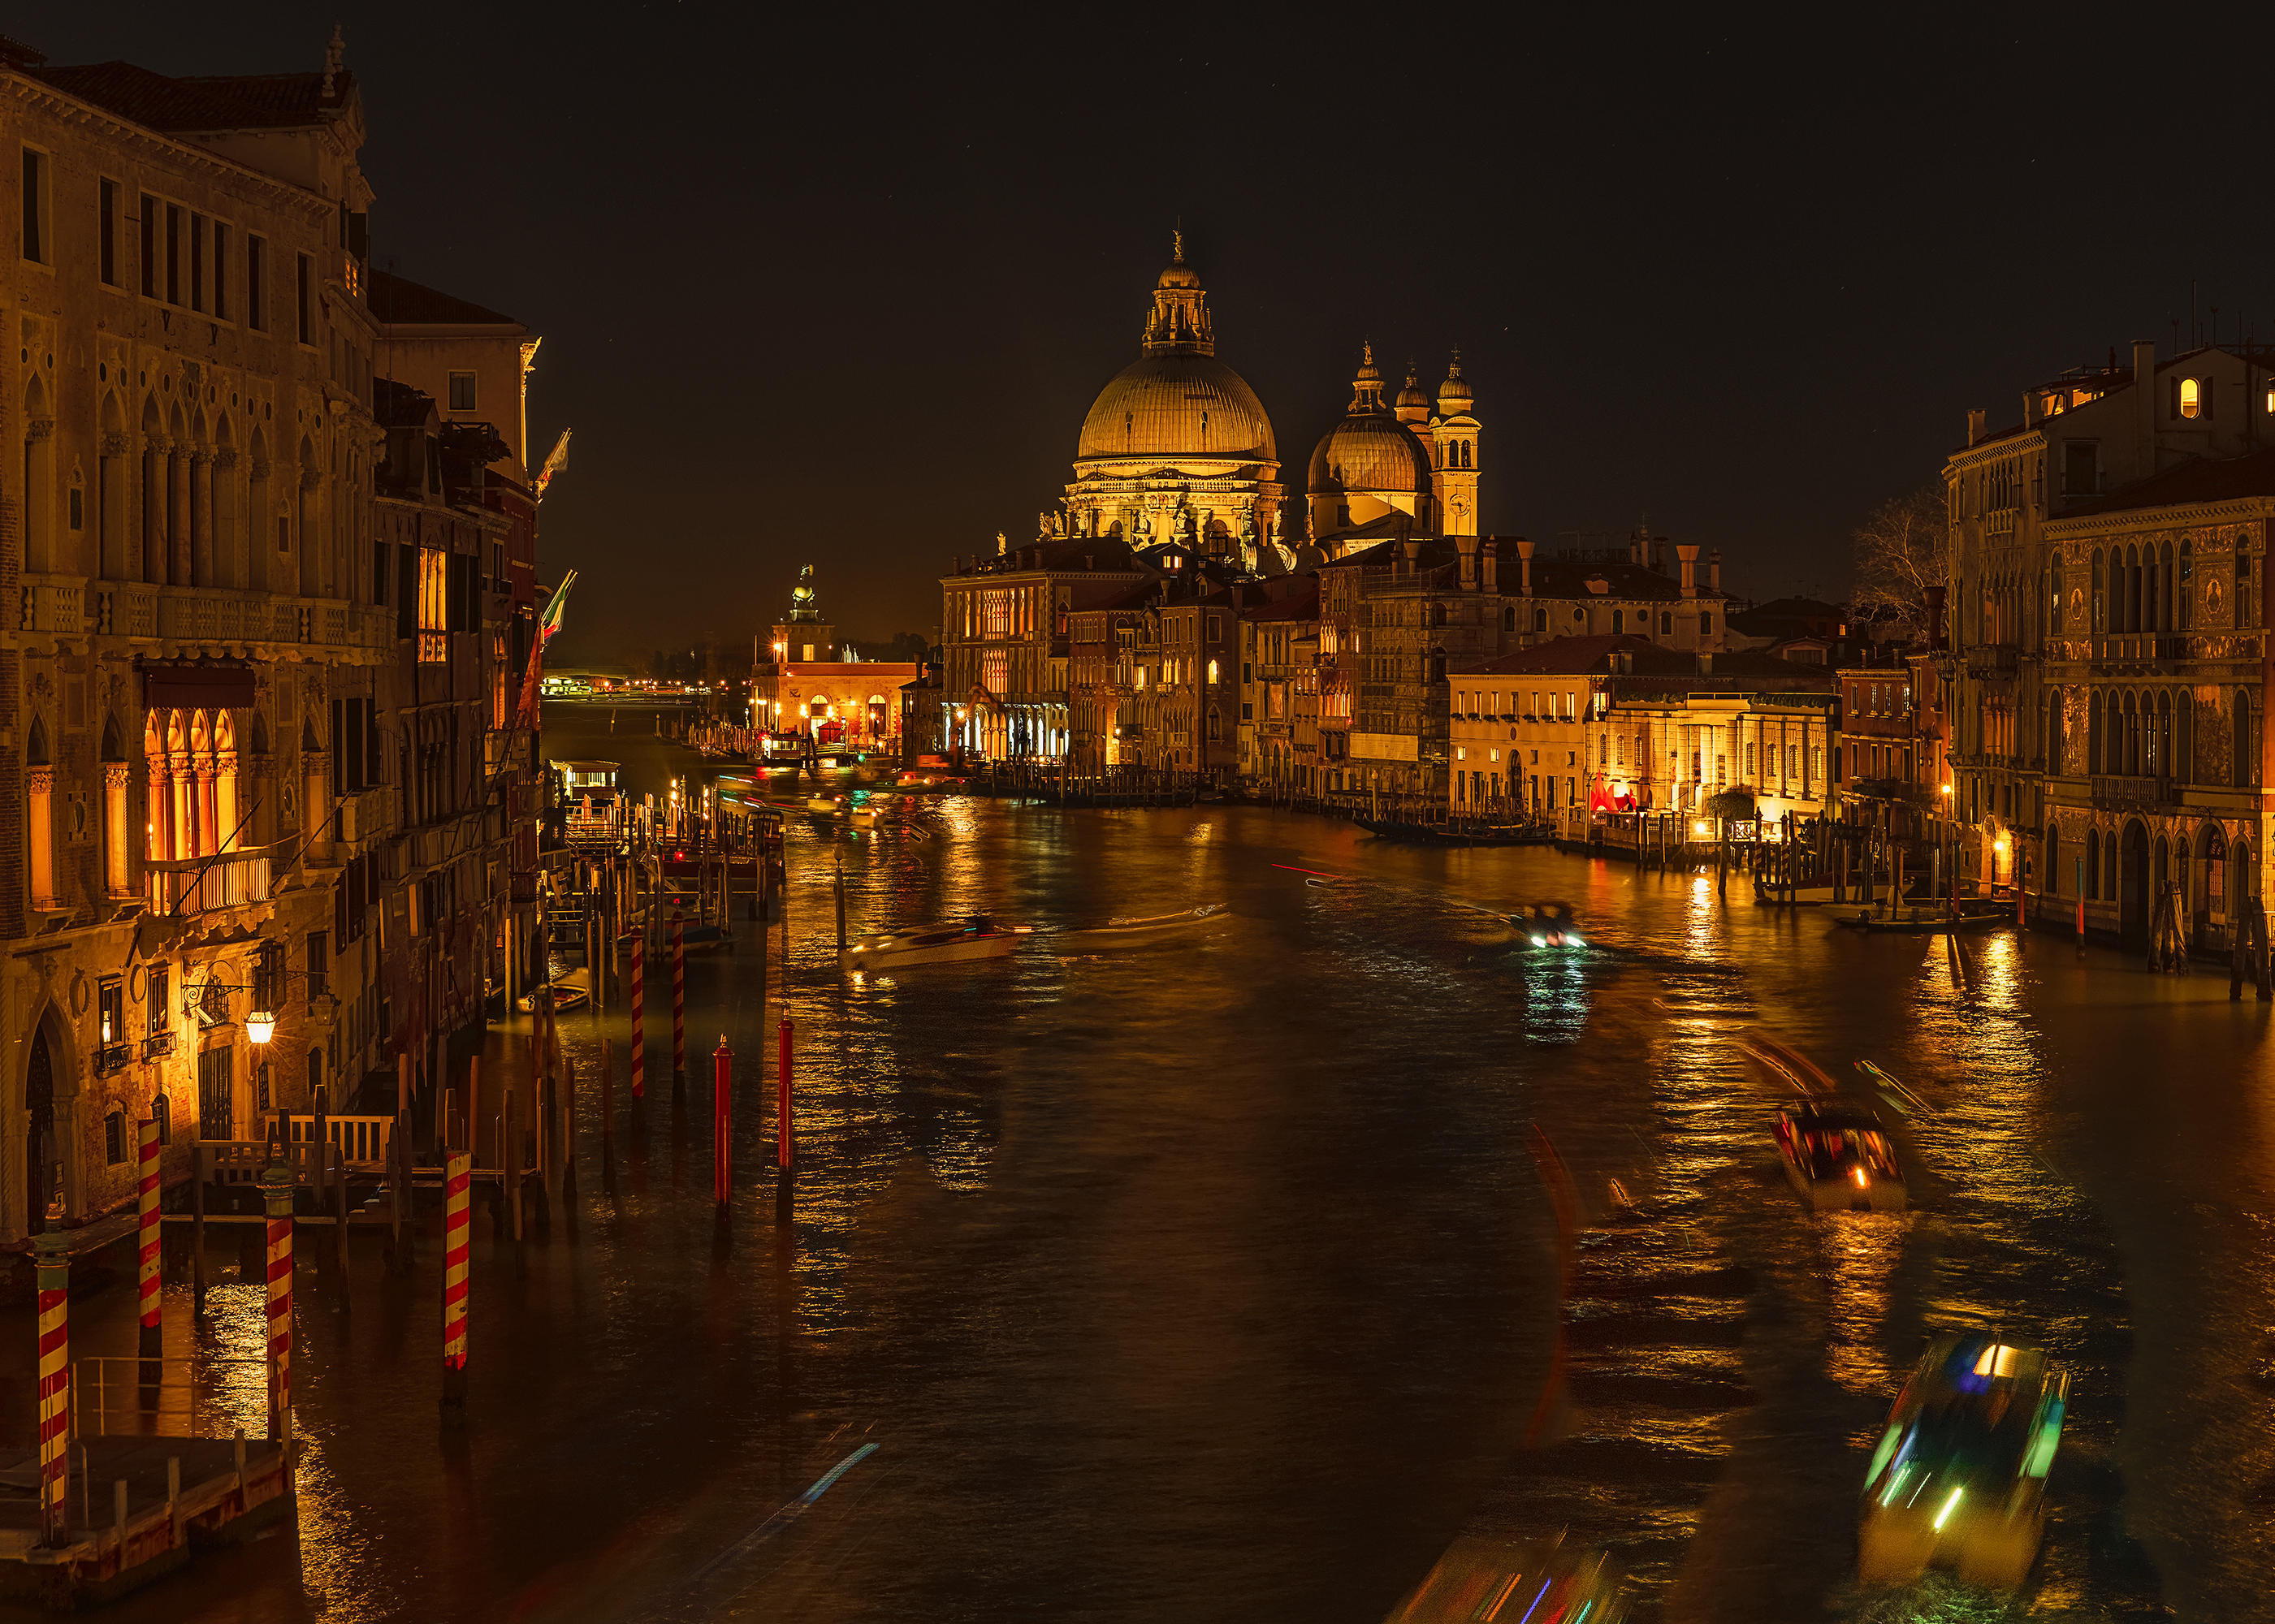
[33,1232,68,1546]
[261,1161,294,1443]
[137,1116,160,1357]
[631,937,647,1101]
[442,1151,470,1422]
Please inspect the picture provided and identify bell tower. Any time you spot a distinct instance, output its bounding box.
[770,565,836,664]
[1430,350,1481,538]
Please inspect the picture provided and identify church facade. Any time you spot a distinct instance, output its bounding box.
[939,240,1733,793]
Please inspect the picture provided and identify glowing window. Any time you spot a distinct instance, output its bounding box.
[1206,659,1219,685]
[417,547,448,663]
[2180,377,2203,419]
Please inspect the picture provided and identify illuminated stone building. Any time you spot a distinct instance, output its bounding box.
[1308,351,1479,548]
[754,569,918,747]
[0,34,396,1238]
[1061,239,1285,557]
[1237,579,1321,795]
[1447,638,1832,822]
[1946,337,2275,944]
[0,32,547,1246]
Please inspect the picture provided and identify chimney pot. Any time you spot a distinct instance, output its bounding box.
[1516,538,1537,596]
[1480,540,1499,594]
[1676,543,1700,599]
[1966,408,1987,447]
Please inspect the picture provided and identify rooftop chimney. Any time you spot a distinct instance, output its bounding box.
[1480,539,1499,594]
[2133,338,2157,477]
[1457,536,1478,591]
[1966,408,1986,447]
[1516,538,1536,596]
[1708,548,1721,594]
[1676,543,1700,598]
[2022,390,2039,430]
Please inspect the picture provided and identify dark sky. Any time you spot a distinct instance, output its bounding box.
[26,6,2275,659]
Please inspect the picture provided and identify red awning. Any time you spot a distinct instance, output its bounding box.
[141,661,257,710]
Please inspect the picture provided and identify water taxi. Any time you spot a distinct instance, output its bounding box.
[1772,1098,1906,1212]
[841,915,1032,971]
[1860,1332,2068,1589]
[806,794,845,817]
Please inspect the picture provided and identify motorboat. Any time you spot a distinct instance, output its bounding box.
[1059,904,1225,948]
[841,915,1032,971]
[1382,1534,1629,1622]
[806,795,845,817]
[1773,1098,1906,1212]
[1514,901,1585,948]
[849,804,882,831]
[1860,1332,2068,1589]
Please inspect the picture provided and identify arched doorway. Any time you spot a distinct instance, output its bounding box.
[2199,824,2228,952]
[24,1025,54,1236]
[2121,820,2152,949]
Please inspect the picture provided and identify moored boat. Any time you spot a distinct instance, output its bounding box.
[841,915,1031,970]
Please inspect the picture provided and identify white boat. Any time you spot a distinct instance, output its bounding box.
[841,916,1031,970]
[1061,904,1226,948]
[850,806,882,831]
[806,795,843,816]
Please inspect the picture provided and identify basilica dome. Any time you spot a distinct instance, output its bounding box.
[1308,410,1430,494]
[1077,354,1276,465]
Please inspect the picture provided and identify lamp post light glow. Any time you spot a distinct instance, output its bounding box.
[246,1009,275,1045]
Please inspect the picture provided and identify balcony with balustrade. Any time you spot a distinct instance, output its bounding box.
[144,849,273,917]
[15,572,394,661]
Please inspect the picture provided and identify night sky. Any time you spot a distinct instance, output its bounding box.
[26,6,2275,659]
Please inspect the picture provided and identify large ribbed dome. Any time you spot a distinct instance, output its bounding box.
[1309,413,1430,494]
[1077,354,1277,464]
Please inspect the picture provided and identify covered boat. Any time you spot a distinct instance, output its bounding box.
[1773,1098,1906,1212]
[1860,1332,2068,1589]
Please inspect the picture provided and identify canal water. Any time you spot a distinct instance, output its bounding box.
[0,710,2266,1622]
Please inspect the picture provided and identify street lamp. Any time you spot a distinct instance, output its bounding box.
[245,1009,275,1045]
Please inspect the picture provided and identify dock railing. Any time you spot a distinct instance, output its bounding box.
[68,1357,270,1442]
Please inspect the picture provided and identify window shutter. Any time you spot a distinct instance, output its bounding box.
[373,538,390,607]
[2170,376,2181,417]
[2204,376,2216,419]
[330,698,344,799]
[397,543,416,638]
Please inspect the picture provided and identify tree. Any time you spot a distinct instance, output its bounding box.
[1849,482,1950,644]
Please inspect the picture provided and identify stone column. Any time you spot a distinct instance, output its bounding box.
[215,752,240,852]
[25,768,54,909]
[104,763,133,896]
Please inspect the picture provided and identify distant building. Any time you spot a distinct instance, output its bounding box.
[753,569,916,749]
[1450,637,1834,822]
[1237,580,1321,797]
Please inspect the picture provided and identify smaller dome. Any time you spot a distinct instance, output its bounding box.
[1308,414,1431,495]
[1438,349,1474,413]
[1395,366,1429,411]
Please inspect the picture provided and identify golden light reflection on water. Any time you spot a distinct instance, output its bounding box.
[1813,1213,1906,1395]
